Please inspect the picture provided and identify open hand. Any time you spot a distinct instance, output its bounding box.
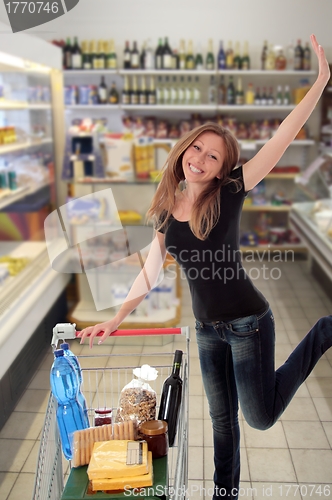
[77,319,119,349]
[310,34,330,85]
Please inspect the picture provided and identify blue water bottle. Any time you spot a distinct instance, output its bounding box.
[50,349,88,460]
[60,342,90,427]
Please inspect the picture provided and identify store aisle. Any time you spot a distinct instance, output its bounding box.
[0,260,331,500]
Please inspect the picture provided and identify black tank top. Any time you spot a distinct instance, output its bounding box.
[160,166,268,322]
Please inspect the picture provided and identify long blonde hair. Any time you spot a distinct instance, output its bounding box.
[147,122,241,240]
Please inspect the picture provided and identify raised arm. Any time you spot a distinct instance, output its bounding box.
[243,34,330,191]
[78,230,167,348]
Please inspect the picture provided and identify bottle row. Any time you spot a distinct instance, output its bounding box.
[64,75,298,107]
[54,36,311,72]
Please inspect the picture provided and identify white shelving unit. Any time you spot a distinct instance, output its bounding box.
[0,27,69,421]
[63,66,318,257]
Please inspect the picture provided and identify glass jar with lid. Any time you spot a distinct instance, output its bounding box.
[94,408,112,427]
[139,420,168,458]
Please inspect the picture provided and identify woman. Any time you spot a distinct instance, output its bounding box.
[79,35,331,499]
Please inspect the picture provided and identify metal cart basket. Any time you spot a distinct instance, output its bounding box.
[32,327,190,500]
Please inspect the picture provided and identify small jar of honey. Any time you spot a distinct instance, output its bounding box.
[140,420,168,459]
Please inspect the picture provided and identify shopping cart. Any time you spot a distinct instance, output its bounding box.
[32,326,190,500]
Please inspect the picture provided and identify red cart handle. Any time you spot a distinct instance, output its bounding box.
[52,323,187,349]
[76,327,183,337]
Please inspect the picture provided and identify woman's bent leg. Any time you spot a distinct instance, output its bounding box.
[224,310,332,430]
[196,322,240,500]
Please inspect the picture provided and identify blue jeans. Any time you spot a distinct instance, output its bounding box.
[195,307,332,500]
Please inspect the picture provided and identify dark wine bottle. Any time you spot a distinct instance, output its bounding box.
[158,350,183,447]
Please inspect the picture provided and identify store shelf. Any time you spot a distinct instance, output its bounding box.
[64,69,316,76]
[240,243,307,253]
[0,137,53,155]
[122,104,217,111]
[217,105,296,112]
[243,204,291,212]
[0,101,51,110]
[0,181,50,210]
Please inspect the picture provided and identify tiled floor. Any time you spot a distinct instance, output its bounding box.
[1,260,332,499]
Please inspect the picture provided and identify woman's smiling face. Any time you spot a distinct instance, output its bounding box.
[182,131,225,185]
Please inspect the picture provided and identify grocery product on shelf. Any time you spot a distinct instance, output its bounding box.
[57,36,313,72]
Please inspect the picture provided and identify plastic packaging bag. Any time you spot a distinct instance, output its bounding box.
[115,364,158,426]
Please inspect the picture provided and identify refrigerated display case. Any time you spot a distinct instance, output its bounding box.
[0,25,70,429]
[290,154,332,294]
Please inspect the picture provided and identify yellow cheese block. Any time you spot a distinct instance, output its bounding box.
[91,450,153,492]
[88,440,148,480]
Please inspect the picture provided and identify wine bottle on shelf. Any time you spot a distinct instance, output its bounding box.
[170,76,178,105]
[123,41,131,69]
[303,42,311,70]
[109,81,119,104]
[106,39,117,69]
[283,85,291,105]
[145,39,154,70]
[155,38,164,70]
[275,85,283,105]
[139,76,147,105]
[97,40,106,69]
[205,39,215,70]
[140,41,146,69]
[294,39,304,70]
[233,41,241,70]
[261,40,268,70]
[255,87,262,105]
[217,75,226,105]
[265,44,276,70]
[179,40,186,70]
[148,76,156,105]
[241,41,250,70]
[208,75,216,104]
[172,49,180,70]
[131,41,140,69]
[185,76,193,104]
[245,82,255,105]
[162,37,173,70]
[122,76,130,104]
[267,87,274,105]
[235,77,244,105]
[195,43,204,71]
[158,350,183,447]
[64,37,72,69]
[178,76,185,105]
[226,41,234,69]
[163,76,170,105]
[186,40,195,70]
[226,76,236,105]
[156,76,164,104]
[260,87,268,105]
[217,40,226,70]
[98,76,108,104]
[130,75,139,104]
[90,40,98,70]
[71,36,82,69]
[82,41,92,70]
[193,76,201,104]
